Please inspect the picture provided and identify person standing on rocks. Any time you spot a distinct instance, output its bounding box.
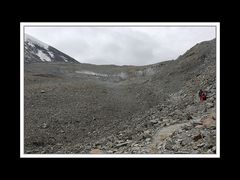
[199,89,207,102]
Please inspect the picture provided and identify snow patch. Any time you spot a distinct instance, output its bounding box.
[48,51,54,58]
[25,34,49,49]
[28,42,35,48]
[60,55,68,62]
[37,50,51,62]
[75,70,108,77]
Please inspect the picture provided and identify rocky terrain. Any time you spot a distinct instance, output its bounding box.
[24,37,216,154]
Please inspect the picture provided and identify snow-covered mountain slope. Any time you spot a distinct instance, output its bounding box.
[24,34,80,63]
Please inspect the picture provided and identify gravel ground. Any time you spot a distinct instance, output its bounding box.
[24,38,216,154]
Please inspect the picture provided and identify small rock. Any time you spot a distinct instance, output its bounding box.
[89,149,104,154]
[180,140,188,146]
[41,123,48,129]
[211,115,216,120]
[186,113,193,120]
[150,119,158,125]
[193,133,203,141]
[162,118,170,122]
[193,146,198,150]
[162,123,167,127]
[177,139,183,143]
[165,140,175,150]
[94,141,101,146]
[174,109,182,114]
[207,149,213,153]
[157,143,163,150]
[195,125,204,129]
[211,146,216,153]
[40,90,45,93]
[205,144,213,149]
[197,143,205,148]
[144,130,151,135]
[191,119,202,126]
[115,140,132,148]
[145,138,151,142]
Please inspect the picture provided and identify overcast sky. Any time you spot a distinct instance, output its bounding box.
[25,26,215,66]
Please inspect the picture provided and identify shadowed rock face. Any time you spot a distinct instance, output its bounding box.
[24,38,216,154]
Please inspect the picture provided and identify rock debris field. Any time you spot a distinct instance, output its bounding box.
[24,39,216,154]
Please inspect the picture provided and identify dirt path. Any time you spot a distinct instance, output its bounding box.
[148,123,187,153]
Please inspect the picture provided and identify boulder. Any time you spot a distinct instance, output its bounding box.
[89,149,104,154]
[195,125,204,129]
[150,119,158,125]
[193,133,203,141]
[144,130,151,135]
[202,117,215,128]
[197,143,205,148]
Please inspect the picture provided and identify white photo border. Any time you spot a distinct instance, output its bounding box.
[20,22,220,158]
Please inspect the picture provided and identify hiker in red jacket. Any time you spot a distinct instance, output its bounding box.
[199,89,207,102]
